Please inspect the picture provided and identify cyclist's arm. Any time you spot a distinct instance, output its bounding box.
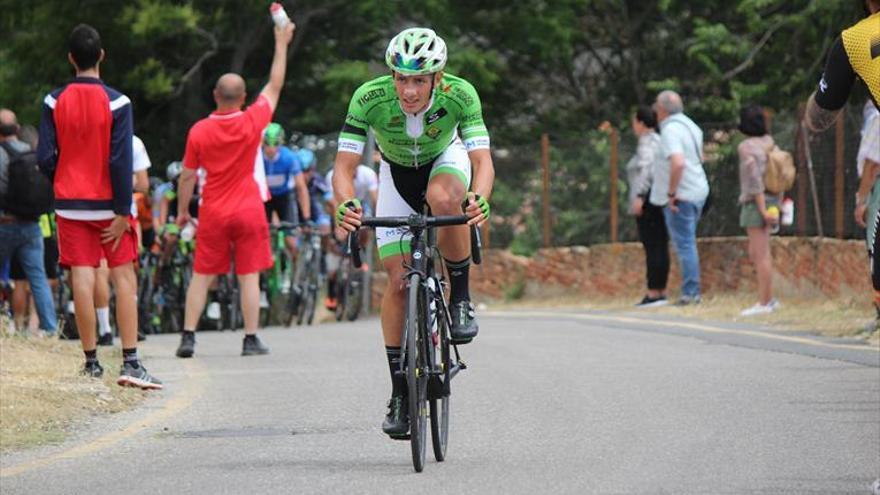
[468,148,495,200]
[176,167,197,220]
[457,79,494,198]
[806,36,856,133]
[332,151,361,205]
[294,173,311,221]
[259,23,295,111]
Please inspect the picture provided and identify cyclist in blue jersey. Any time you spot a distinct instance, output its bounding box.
[296,149,333,233]
[262,123,311,257]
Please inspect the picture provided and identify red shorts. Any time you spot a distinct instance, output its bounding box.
[194,208,272,275]
[56,216,139,269]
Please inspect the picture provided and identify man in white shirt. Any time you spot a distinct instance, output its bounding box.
[653,90,710,306]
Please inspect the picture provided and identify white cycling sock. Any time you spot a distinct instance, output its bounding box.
[96,307,112,336]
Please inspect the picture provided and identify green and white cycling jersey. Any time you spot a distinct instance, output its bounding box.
[337,73,490,166]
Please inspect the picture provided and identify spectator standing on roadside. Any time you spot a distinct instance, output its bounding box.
[736,105,781,317]
[0,108,57,336]
[174,20,295,359]
[856,102,880,327]
[37,24,161,388]
[653,90,710,306]
[626,106,670,308]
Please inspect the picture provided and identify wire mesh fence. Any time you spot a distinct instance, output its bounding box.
[486,102,869,254]
[289,100,869,255]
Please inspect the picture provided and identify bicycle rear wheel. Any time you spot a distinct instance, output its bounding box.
[430,282,451,462]
[405,273,428,472]
[305,252,320,325]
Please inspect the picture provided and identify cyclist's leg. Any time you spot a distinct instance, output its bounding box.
[376,160,419,433]
[425,139,477,342]
[426,137,471,278]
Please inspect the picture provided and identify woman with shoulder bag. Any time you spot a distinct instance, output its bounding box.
[737,105,781,316]
[627,106,670,307]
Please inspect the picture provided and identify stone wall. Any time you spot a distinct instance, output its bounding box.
[370,237,869,306]
[471,237,869,300]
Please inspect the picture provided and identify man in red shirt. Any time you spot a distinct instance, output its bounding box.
[37,24,161,389]
[174,21,295,358]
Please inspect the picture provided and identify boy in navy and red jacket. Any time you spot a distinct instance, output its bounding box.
[38,24,162,389]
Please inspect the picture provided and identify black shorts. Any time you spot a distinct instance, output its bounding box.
[10,237,58,280]
[265,194,295,224]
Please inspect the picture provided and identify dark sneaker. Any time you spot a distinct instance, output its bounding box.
[97,332,114,346]
[382,395,410,439]
[116,362,163,390]
[242,335,270,356]
[137,329,147,342]
[176,331,195,358]
[635,295,669,308]
[675,295,702,307]
[450,301,479,344]
[81,361,104,378]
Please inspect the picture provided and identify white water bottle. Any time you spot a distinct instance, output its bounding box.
[269,2,290,28]
[781,197,794,226]
[181,222,196,242]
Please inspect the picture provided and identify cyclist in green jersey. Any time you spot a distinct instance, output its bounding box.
[333,27,495,437]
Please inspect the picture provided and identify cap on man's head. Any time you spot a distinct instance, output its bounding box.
[69,24,102,70]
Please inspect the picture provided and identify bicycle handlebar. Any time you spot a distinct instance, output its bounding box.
[348,213,482,268]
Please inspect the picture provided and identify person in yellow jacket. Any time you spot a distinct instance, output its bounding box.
[804,0,880,331]
[805,1,879,132]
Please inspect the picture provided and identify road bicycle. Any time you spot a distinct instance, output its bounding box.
[142,229,193,333]
[261,222,298,327]
[289,228,324,326]
[348,211,482,472]
[333,241,365,322]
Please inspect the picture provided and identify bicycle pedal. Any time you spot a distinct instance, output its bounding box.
[388,433,411,441]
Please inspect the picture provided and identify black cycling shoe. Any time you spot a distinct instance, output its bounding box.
[81,360,104,378]
[382,395,410,439]
[175,331,195,358]
[241,335,270,356]
[450,300,479,344]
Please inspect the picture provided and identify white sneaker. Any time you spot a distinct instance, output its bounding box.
[259,291,270,309]
[740,299,779,317]
[206,302,221,320]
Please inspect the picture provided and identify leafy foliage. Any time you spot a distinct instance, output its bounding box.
[0,0,868,246]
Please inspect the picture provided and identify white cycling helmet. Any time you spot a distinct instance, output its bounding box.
[385,27,447,76]
[166,161,182,181]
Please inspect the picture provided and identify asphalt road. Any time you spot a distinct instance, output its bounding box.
[1,310,878,494]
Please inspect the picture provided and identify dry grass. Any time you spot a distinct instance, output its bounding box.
[0,335,145,451]
[488,292,879,345]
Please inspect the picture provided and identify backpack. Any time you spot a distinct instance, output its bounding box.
[0,141,53,220]
[763,143,796,194]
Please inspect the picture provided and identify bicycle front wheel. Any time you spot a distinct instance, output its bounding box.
[430,291,451,462]
[405,273,428,473]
